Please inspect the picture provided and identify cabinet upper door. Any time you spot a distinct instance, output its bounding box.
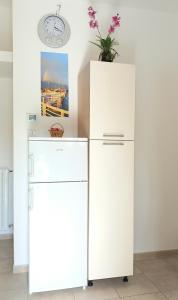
[90,61,135,140]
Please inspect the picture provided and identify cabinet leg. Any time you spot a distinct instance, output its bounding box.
[123,276,128,282]
[88,280,93,287]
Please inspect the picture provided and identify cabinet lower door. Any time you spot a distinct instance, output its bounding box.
[89,140,134,280]
[29,182,87,294]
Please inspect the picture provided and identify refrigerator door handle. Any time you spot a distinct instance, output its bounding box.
[28,187,34,210]
[103,142,125,146]
[103,134,125,138]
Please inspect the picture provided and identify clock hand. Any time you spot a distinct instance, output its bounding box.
[54,26,62,32]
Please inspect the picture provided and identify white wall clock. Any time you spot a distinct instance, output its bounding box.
[38,5,71,48]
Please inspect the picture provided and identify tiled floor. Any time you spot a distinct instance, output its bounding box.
[1,240,178,299]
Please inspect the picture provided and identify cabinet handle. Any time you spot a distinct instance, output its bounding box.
[103,142,124,146]
[103,134,125,138]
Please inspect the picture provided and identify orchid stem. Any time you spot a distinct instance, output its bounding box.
[97,27,102,38]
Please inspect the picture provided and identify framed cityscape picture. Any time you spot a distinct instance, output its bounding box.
[41,52,69,117]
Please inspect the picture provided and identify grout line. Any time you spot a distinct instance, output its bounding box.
[143,270,169,299]
[111,273,167,299]
[119,292,167,299]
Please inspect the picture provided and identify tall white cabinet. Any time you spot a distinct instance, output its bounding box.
[79,61,135,281]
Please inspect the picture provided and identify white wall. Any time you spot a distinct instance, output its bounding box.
[134,38,178,252]
[0,0,13,171]
[0,77,13,170]
[0,0,12,51]
[13,0,92,266]
[13,0,178,266]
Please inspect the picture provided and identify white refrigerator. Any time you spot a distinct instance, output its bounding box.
[79,61,135,281]
[28,137,88,294]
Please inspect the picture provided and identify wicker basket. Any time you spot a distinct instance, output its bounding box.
[49,123,64,137]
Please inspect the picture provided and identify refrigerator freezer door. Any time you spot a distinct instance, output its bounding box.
[29,141,88,183]
[90,61,135,140]
[89,140,134,280]
[29,182,88,293]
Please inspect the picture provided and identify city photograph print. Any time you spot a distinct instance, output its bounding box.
[41,52,69,117]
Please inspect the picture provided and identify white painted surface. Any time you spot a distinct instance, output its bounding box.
[13,0,90,266]
[13,0,178,266]
[0,0,12,51]
[29,181,88,293]
[90,61,135,140]
[89,140,134,279]
[29,139,88,292]
[134,39,178,253]
[0,62,12,78]
[0,51,13,78]
[0,78,13,170]
[0,51,13,63]
[0,0,13,239]
[29,140,88,182]
[92,0,178,13]
[0,169,13,235]
[29,137,88,141]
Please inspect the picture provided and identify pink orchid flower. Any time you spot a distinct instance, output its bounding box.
[112,15,120,22]
[108,25,115,34]
[89,20,98,29]
[88,10,96,19]
[113,19,120,27]
[112,14,121,27]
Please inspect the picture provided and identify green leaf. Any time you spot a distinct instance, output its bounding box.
[89,41,103,50]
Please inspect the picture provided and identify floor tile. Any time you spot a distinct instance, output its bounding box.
[165,255,178,268]
[123,293,167,300]
[110,274,158,298]
[0,290,28,300]
[28,289,74,299]
[135,258,172,274]
[0,239,13,248]
[0,257,13,273]
[164,289,178,299]
[2,239,178,299]
[74,279,118,300]
[145,270,178,292]
[0,245,13,259]
[134,264,142,274]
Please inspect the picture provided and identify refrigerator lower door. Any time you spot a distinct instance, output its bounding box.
[89,140,134,280]
[29,182,87,294]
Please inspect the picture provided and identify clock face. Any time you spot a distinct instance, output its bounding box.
[38,14,70,48]
[44,16,65,36]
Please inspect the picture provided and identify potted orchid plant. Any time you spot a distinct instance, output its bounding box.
[88,6,121,62]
